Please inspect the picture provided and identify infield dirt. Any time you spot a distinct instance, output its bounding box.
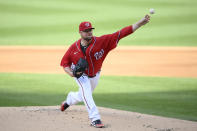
[0,46,197,77]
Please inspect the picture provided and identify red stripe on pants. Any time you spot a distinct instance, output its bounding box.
[77,79,90,110]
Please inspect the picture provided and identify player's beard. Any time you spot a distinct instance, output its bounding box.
[84,36,92,42]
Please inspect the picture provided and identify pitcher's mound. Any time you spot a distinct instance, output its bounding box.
[0,105,196,131]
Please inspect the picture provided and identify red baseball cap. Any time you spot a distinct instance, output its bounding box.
[79,21,95,31]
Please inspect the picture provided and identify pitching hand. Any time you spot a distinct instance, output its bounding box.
[138,15,150,26]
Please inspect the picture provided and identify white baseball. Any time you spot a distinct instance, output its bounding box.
[149,8,155,14]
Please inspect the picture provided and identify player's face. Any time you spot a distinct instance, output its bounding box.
[80,29,93,41]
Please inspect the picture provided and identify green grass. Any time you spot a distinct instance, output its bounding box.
[0,0,197,46]
[0,73,197,121]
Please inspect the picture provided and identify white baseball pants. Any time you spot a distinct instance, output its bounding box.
[65,72,101,122]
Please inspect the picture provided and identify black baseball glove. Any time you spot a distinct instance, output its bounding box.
[73,58,88,78]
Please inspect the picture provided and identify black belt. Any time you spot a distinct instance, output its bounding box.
[88,75,96,78]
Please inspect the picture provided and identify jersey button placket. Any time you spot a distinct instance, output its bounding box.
[82,44,89,76]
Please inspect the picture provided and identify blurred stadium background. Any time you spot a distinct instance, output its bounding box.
[0,0,197,46]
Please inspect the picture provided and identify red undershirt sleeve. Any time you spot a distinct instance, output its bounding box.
[119,25,133,40]
[60,46,72,68]
[103,25,133,51]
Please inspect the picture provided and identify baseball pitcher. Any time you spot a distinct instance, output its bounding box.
[60,15,150,128]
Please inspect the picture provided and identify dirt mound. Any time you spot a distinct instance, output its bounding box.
[0,106,196,131]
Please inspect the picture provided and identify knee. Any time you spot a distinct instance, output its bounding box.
[68,92,83,102]
[68,92,74,97]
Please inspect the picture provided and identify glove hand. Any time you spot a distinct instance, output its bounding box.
[73,68,83,78]
[73,58,88,78]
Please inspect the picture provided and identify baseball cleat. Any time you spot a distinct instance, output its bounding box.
[60,102,69,111]
[91,119,105,128]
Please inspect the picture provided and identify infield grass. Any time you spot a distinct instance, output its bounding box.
[0,73,197,121]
